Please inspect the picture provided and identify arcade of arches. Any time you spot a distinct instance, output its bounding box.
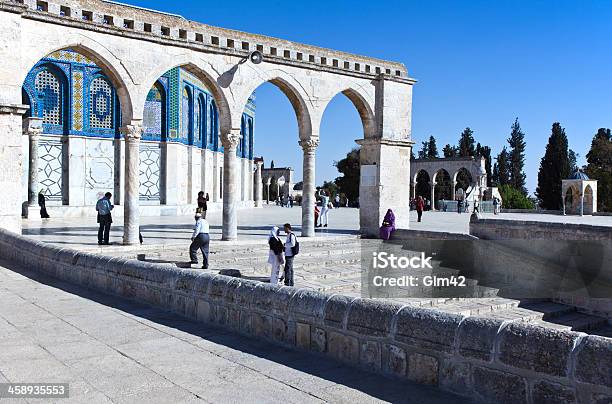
[0,0,415,243]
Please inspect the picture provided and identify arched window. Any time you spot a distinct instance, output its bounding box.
[89,77,113,128]
[182,86,193,143]
[143,81,166,140]
[197,95,206,146]
[248,119,254,160]
[208,100,218,149]
[35,69,62,125]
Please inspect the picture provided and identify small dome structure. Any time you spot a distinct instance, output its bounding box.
[568,170,590,180]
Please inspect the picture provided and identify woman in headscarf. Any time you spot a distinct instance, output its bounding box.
[268,226,285,285]
[379,209,396,240]
[38,189,50,219]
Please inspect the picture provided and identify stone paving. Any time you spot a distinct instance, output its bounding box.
[22,205,612,249]
[0,260,467,404]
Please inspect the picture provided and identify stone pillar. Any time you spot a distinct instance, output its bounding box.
[430,182,436,211]
[0,104,29,233]
[580,192,584,217]
[254,160,263,207]
[121,123,142,245]
[356,138,412,235]
[266,178,271,204]
[300,138,319,237]
[411,182,416,200]
[221,130,241,241]
[451,181,457,201]
[24,117,43,206]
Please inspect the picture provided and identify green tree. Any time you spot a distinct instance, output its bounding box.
[499,184,535,209]
[334,148,360,203]
[492,147,510,186]
[418,140,429,159]
[458,127,476,157]
[507,118,527,195]
[427,135,439,158]
[585,128,612,211]
[568,149,579,173]
[536,122,570,210]
[443,144,457,158]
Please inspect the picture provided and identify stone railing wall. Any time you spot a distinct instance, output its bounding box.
[0,229,610,402]
[470,216,612,241]
[6,0,410,81]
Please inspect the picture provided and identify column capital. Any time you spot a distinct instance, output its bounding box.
[0,103,29,116]
[299,138,320,153]
[22,117,43,137]
[221,130,241,150]
[120,123,143,141]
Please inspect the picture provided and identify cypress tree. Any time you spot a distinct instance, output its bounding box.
[443,144,457,158]
[507,118,527,195]
[585,128,612,211]
[458,127,476,157]
[495,147,510,186]
[536,122,570,210]
[427,135,439,158]
[418,140,429,159]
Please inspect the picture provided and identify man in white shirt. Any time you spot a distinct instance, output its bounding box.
[189,212,210,269]
[283,223,297,286]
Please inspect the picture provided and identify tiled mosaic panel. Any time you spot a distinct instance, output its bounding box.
[46,49,96,66]
[168,68,180,137]
[34,70,62,125]
[139,143,161,201]
[89,77,113,128]
[181,87,190,140]
[72,69,84,131]
[144,84,163,137]
[38,139,63,201]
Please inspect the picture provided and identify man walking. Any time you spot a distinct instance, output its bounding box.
[318,191,330,227]
[189,212,210,269]
[283,223,298,286]
[416,195,425,223]
[96,192,114,245]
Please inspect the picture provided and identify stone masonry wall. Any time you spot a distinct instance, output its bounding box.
[0,229,610,403]
[470,216,612,241]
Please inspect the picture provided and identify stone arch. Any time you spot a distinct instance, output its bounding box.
[453,167,474,194]
[19,40,135,125]
[433,168,452,202]
[233,69,313,140]
[414,169,430,200]
[320,86,376,140]
[584,184,594,214]
[140,59,232,137]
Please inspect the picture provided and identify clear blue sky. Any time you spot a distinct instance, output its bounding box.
[125,0,612,194]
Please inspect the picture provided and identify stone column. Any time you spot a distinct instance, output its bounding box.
[411,182,416,200]
[451,181,457,201]
[0,104,29,233]
[24,117,43,206]
[356,138,412,235]
[121,123,143,245]
[300,138,319,237]
[221,129,241,241]
[580,192,584,217]
[254,160,263,207]
[430,182,436,211]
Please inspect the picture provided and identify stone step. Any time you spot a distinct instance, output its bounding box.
[526,312,609,332]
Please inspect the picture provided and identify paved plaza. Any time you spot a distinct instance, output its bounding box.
[22,205,612,250]
[0,260,466,404]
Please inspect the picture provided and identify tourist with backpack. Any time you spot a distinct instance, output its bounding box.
[283,223,299,286]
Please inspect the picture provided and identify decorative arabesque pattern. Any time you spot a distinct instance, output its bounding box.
[38,139,63,201]
[35,70,61,125]
[139,143,161,201]
[181,87,191,139]
[144,84,163,137]
[89,77,113,128]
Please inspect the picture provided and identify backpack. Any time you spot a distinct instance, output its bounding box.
[290,233,300,255]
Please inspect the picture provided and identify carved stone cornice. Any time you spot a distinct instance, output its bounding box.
[299,138,320,154]
[22,117,43,137]
[0,103,29,116]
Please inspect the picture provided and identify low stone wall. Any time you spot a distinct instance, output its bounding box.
[0,229,610,403]
[392,229,476,240]
[470,216,612,241]
[500,208,562,215]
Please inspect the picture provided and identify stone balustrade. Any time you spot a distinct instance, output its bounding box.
[0,228,609,402]
[12,0,409,81]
